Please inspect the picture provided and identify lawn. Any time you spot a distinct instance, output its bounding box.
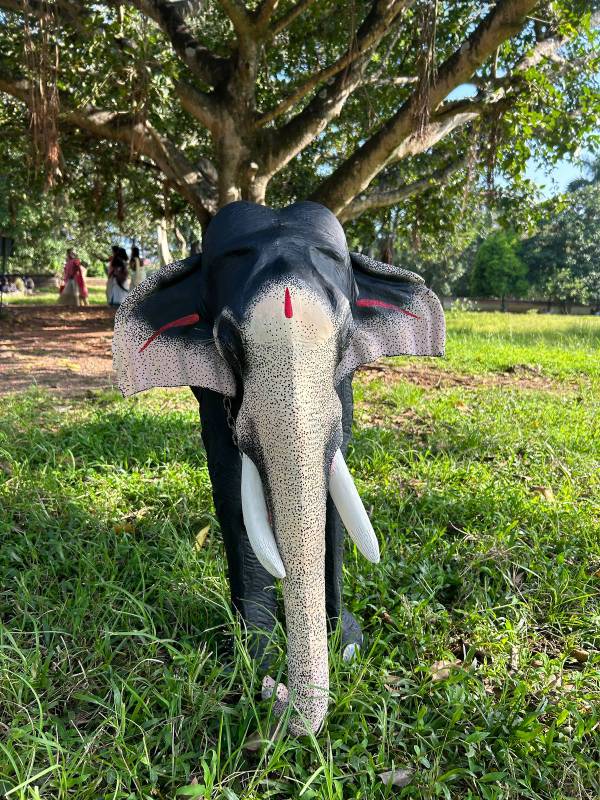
[0,312,599,799]
[1,280,108,307]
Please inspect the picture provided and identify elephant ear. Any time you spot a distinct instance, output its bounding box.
[113,254,236,397]
[335,252,445,382]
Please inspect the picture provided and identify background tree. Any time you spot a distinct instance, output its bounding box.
[566,154,600,192]
[0,89,201,272]
[519,183,600,300]
[542,268,589,311]
[470,229,528,308]
[0,0,598,238]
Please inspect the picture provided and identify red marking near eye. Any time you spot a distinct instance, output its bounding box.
[139,312,201,353]
[357,298,420,319]
[284,287,293,318]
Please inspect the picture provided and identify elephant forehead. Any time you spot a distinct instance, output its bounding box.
[243,281,335,346]
[203,201,348,264]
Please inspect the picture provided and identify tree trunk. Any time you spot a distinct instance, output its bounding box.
[174,225,188,259]
[156,219,172,266]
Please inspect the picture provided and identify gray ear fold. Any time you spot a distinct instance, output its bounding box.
[112,255,236,397]
[335,252,445,382]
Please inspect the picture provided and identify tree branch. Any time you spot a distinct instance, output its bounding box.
[339,155,468,221]
[254,0,280,29]
[258,0,412,126]
[270,0,317,37]
[0,70,217,227]
[364,74,418,88]
[260,0,414,176]
[218,0,253,37]
[474,12,600,93]
[113,0,230,87]
[175,81,222,132]
[310,0,539,215]
[261,61,365,179]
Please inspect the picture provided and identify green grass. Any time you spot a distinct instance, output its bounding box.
[1,313,599,799]
[2,283,107,307]
[441,312,600,379]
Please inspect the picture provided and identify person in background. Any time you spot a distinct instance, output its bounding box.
[107,251,130,307]
[14,275,25,293]
[129,245,146,288]
[105,246,128,305]
[59,249,89,307]
[24,276,35,295]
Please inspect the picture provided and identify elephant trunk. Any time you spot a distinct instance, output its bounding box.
[270,455,331,734]
[236,282,345,733]
[239,388,341,734]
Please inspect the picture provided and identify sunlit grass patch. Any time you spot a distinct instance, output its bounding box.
[443,312,600,378]
[2,282,107,307]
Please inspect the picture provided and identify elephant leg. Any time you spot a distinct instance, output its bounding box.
[191,387,279,666]
[325,375,363,655]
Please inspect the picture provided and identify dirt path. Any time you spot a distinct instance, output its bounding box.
[1,306,117,396]
[359,362,558,391]
[1,305,562,398]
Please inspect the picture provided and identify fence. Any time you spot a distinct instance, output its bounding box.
[441,297,595,315]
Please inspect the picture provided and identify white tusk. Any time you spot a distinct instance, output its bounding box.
[329,449,380,564]
[342,642,360,663]
[241,454,286,579]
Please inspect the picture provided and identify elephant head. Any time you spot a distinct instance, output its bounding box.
[113,201,445,735]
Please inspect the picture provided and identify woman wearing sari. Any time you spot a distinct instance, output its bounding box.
[106,247,130,307]
[59,250,89,307]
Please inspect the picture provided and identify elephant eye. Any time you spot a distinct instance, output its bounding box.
[223,247,254,260]
[314,245,343,263]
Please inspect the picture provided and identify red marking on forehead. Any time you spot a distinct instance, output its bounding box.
[357,298,420,319]
[139,312,200,353]
[284,287,293,318]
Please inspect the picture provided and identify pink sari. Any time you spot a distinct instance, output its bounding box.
[60,258,88,305]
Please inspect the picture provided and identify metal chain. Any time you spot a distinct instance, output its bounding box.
[223,395,239,448]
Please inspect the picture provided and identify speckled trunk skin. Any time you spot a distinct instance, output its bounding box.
[236,280,344,734]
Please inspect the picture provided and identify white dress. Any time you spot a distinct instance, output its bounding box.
[130,258,146,288]
[107,277,129,307]
[106,262,130,307]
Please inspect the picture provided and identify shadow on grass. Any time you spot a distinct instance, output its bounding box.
[8,405,207,470]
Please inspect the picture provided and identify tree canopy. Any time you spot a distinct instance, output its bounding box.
[0,1,598,239]
[520,183,600,306]
[470,229,528,304]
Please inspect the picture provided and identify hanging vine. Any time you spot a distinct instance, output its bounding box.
[461,122,481,211]
[116,177,125,225]
[22,0,61,188]
[482,106,504,198]
[128,13,151,159]
[412,0,438,138]
[411,194,423,251]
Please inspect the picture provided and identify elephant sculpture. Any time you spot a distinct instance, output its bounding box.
[113,201,445,735]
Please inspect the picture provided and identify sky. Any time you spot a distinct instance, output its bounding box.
[525,157,589,196]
